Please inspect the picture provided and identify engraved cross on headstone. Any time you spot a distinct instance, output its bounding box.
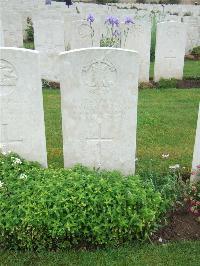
[86,123,112,167]
[0,123,23,153]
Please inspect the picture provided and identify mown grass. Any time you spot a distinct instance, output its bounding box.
[43,88,200,173]
[150,60,200,80]
[1,241,200,266]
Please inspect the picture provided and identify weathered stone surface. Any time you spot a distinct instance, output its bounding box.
[33,18,65,81]
[122,21,151,82]
[1,11,23,47]
[59,47,139,175]
[183,17,200,54]
[0,48,47,167]
[191,104,200,182]
[0,20,4,46]
[154,21,186,82]
[69,19,101,49]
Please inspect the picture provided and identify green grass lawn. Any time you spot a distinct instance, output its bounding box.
[150,60,200,80]
[18,42,200,264]
[43,88,200,173]
[1,241,200,266]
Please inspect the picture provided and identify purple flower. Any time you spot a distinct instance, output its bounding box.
[87,14,95,24]
[105,16,120,27]
[125,17,134,25]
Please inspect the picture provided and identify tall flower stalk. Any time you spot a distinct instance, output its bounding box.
[123,17,134,47]
[87,14,95,46]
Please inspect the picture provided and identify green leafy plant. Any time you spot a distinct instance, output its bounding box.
[191,46,200,57]
[0,153,171,251]
[150,14,157,62]
[25,17,34,42]
[156,78,178,89]
[139,165,188,214]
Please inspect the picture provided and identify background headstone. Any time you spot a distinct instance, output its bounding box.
[0,11,23,47]
[154,21,186,82]
[69,19,101,50]
[0,20,4,46]
[0,48,47,167]
[122,21,151,82]
[191,104,200,182]
[33,17,65,81]
[59,47,139,175]
[183,17,200,54]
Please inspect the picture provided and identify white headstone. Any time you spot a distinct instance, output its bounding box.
[69,19,101,49]
[0,20,4,46]
[122,21,151,82]
[33,18,65,81]
[1,12,23,47]
[0,48,47,167]
[183,17,200,54]
[191,104,200,182]
[59,47,139,175]
[154,21,186,82]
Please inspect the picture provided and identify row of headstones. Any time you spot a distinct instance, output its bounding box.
[1,0,199,17]
[115,3,200,16]
[1,2,199,53]
[1,2,200,44]
[0,47,199,181]
[1,11,197,83]
[1,0,199,47]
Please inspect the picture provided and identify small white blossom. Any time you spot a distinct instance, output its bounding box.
[162,153,169,159]
[158,237,163,243]
[1,150,11,155]
[11,157,22,165]
[19,174,27,180]
[0,181,4,188]
[169,164,180,170]
[135,158,138,162]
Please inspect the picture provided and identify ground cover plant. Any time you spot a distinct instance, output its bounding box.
[1,152,199,252]
[0,153,182,251]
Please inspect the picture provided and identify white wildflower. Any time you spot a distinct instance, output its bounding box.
[169,164,180,170]
[0,181,4,188]
[11,157,22,165]
[162,153,169,159]
[158,237,163,243]
[19,173,27,180]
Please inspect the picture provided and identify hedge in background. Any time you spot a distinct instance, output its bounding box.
[0,153,172,251]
